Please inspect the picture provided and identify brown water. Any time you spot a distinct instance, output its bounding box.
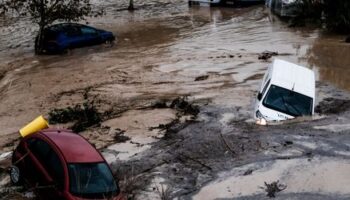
[0,1,349,138]
[2,2,350,199]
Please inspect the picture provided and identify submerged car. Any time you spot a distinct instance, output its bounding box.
[10,129,123,200]
[188,0,264,6]
[255,59,315,123]
[36,23,115,54]
[266,0,299,17]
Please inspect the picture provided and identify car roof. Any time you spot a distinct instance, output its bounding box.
[46,23,86,31]
[37,129,104,163]
[269,59,315,98]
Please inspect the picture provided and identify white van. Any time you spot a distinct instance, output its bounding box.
[266,0,298,17]
[255,59,315,123]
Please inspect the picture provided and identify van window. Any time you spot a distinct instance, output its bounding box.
[262,79,271,96]
[263,85,313,117]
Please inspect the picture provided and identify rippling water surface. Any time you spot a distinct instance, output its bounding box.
[0,0,349,133]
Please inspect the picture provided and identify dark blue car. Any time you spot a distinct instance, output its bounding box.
[36,23,115,54]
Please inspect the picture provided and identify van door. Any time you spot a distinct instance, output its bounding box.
[65,25,84,48]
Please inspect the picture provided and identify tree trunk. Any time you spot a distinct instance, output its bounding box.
[128,0,134,11]
[35,0,45,54]
[35,26,44,55]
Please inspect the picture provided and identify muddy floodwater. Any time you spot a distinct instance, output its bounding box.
[1,0,350,199]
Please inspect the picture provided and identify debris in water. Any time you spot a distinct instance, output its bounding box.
[258,51,278,60]
[283,141,293,146]
[114,129,131,143]
[48,101,102,132]
[150,97,200,116]
[151,100,168,109]
[243,169,253,176]
[170,97,199,116]
[315,98,350,114]
[155,183,172,200]
[261,180,287,198]
[194,75,209,81]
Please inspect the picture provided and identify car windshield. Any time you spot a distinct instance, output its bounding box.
[68,162,119,199]
[263,85,313,117]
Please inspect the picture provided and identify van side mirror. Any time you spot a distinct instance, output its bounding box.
[257,92,262,101]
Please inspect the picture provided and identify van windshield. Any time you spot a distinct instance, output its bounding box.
[68,162,119,199]
[263,85,313,117]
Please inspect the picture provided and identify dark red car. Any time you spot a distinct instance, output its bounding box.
[10,129,124,200]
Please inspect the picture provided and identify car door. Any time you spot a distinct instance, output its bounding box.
[65,25,84,48]
[12,139,42,185]
[27,138,65,200]
[80,26,101,45]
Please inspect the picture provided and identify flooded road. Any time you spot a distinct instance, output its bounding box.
[1,0,350,199]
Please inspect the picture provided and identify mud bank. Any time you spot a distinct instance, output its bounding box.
[111,90,350,199]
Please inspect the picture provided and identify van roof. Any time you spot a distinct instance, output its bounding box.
[269,59,315,98]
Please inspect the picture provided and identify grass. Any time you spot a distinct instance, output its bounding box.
[114,167,145,200]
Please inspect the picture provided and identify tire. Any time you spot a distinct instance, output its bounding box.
[9,165,22,186]
[104,39,114,47]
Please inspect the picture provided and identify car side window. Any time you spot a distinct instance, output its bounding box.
[81,27,97,35]
[27,138,50,161]
[27,138,65,188]
[65,26,81,37]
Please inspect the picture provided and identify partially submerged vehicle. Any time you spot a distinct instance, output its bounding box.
[266,0,299,17]
[255,59,315,123]
[188,0,264,7]
[36,23,115,54]
[10,129,124,200]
